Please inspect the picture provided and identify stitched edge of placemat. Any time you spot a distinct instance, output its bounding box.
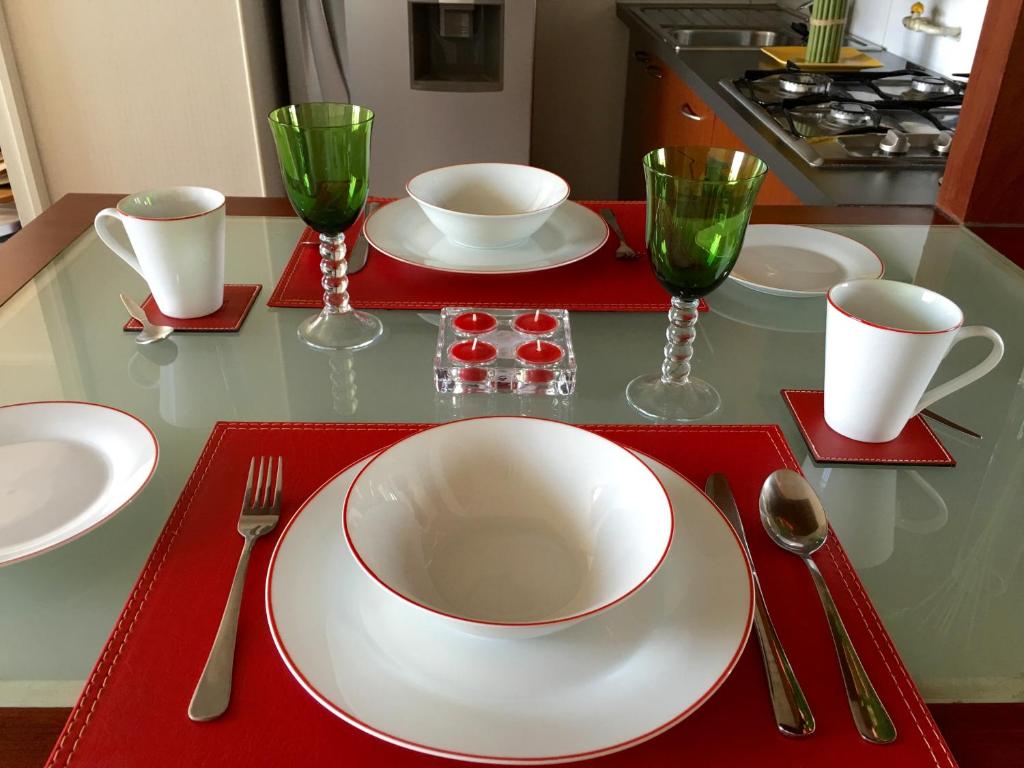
[47,422,954,768]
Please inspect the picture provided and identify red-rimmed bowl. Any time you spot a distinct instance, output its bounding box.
[343,417,674,639]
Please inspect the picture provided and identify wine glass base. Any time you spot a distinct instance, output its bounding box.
[298,309,382,351]
[626,374,721,422]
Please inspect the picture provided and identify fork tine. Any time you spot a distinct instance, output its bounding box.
[260,456,273,509]
[241,457,257,512]
[265,456,277,508]
[271,457,283,514]
[256,456,267,510]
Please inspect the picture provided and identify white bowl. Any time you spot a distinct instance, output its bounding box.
[406,163,569,249]
[343,417,674,639]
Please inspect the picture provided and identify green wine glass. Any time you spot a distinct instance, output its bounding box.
[268,103,382,350]
[627,146,767,421]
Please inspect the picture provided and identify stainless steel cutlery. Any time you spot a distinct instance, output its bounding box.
[706,473,815,737]
[120,294,173,345]
[348,201,380,275]
[600,207,638,260]
[760,469,897,744]
[189,456,283,722]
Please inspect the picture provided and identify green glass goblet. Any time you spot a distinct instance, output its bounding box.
[626,146,767,421]
[268,103,382,351]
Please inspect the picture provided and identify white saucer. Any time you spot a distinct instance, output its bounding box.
[730,225,884,297]
[0,401,158,567]
[267,450,753,765]
[363,197,609,275]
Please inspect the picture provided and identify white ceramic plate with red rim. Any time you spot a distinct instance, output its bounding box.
[0,401,158,567]
[266,449,753,765]
[729,225,884,298]
[363,197,608,274]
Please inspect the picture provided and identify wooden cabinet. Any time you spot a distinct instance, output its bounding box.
[618,46,801,205]
[711,119,802,206]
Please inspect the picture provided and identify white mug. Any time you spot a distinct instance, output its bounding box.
[95,186,226,318]
[825,279,1004,443]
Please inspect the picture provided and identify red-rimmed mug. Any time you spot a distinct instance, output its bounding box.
[824,279,1003,443]
[94,186,226,318]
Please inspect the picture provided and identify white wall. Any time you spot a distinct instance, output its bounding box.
[847,0,986,76]
[530,0,629,200]
[1,0,285,201]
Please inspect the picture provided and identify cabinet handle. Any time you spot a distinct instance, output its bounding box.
[645,65,663,79]
[680,103,705,121]
[633,50,651,63]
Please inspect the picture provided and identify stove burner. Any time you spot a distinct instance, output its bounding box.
[911,76,954,95]
[778,72,832,95]
[824,102,879,128]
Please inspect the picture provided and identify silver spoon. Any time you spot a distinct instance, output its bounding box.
[120,294,173,345]
[759,469,897,745]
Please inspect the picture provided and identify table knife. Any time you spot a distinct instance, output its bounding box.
[705,473,816,737]
[348,201,380,275]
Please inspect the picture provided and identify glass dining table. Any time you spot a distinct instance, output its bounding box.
[0,201,1021,747]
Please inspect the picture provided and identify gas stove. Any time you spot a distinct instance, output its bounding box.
[720,68,965,168]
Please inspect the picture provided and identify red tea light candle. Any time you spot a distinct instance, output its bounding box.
[459,367,490,383]
[516,340,563,366]
[523,368,556,384]
[513,310,558,336]
[450,338,498,365]
[452,311,498,335]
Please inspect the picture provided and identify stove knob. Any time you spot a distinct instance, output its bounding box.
[933,131,953,155]
[879,129,910,154]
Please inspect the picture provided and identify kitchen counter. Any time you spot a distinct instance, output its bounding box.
[616,3,946,206]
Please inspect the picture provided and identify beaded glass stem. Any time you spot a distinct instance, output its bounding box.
[320,234,351,314]
[627,146,766,422]
[268,103,382,351]
[661,297,700,384]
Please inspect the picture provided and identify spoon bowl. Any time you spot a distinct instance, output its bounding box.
[758,469,828,555]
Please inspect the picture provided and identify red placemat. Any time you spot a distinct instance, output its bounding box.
[783,389,955,466]
[268,199,706,312]
[123,284,261,332]
[47,422,955,768]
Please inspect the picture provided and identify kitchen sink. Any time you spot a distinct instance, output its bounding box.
[666,28,796,49]
[622,3,882,52]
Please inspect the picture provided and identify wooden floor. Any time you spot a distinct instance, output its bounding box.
[4,703,1023,768]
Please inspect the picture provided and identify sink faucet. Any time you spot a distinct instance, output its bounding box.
[903,2,961,39]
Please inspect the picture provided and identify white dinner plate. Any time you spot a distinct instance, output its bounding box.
[0,401,158,567]
[267,450,753,764]
[363,197,609,275]
[730,225,884,297]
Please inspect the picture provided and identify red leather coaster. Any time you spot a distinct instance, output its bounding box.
[782,389,955,466]
[123,284,261,332]
[48,422,954,768]
[268,198,707,313]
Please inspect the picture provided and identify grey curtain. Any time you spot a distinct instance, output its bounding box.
[281,0,350,103]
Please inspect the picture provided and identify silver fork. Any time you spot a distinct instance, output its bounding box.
[600,207,638,260]
[189,456,283,722]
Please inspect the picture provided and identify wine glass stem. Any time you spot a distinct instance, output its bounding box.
[660,297,700,385]
[320,233,352,315]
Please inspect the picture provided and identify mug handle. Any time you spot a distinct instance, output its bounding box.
[914,326,1004,414]
[896,470,948,534]
[94,208,144,278]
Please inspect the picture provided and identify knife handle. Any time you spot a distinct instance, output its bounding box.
[750,574,816,737]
